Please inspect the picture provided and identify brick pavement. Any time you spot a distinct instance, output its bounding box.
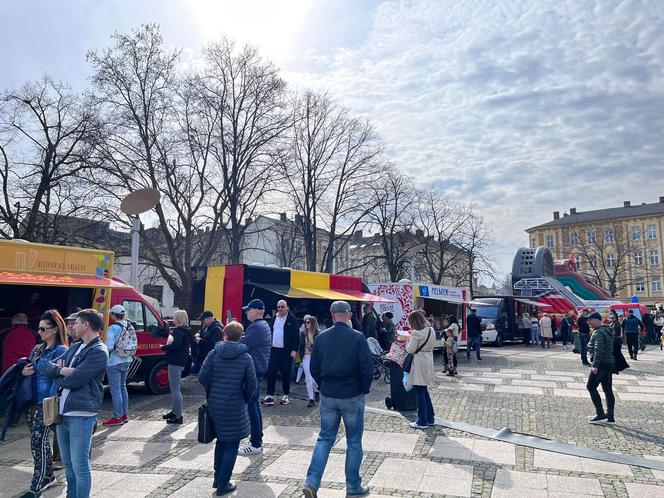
[1,343,663,497]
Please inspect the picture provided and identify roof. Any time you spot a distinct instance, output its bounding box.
[527,201,664,231]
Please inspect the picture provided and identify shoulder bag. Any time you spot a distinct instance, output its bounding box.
[197,354,216,444]
[402,327,432,373]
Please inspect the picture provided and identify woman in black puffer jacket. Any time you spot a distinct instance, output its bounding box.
[199,322,257,496]
[161,310,192,424]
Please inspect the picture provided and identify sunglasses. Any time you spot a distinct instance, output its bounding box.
[277,306,286,309]
[305,320,311,323]
[38,326,56,332]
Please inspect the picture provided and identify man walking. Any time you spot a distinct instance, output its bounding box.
[193,311,222,373]
[586,312,616,424]
[42,309,109,498]
[262,300,299,406]
[238,299,272,455]
[577,309,591,366]
[623,310,642,360]
[466,308,482,360]
[303,301,373,498]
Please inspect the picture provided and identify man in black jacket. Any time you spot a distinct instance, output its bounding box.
[586,312,616,424]
[262,300,299,407]
[303,301,372,498]
[194,311,222,374]
[466,309,482,360]
[577,309,591,366]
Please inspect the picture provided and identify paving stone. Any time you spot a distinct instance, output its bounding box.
[0,465,33,492]
[167,477,288,497]
[98,421,198,441]
[544,371,587,377]
[531,374,577,382]
[316,489,393,498]
[262,425,320,446]
[261,449,346,483]
[492,469,602,497]
[533,449,633,476]
[0,437,32,461]
[643,455,664,480]
[92,440,176,467]
[481,372,525,378]
[436,382,486,392]
[428,436,516,465]
[494,386,544,395]
[369,457,473,496]
[157,443,253,473]
[618,393,664,403]
[553,388,603,399]
[511,379,559,388]
[334,430,419,455]
[460,377,505,385]
[624,386,664,394]
[625,482,664,498]
[42,470,170,497]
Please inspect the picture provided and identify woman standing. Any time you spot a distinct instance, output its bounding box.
[539,313,553,348]
[161,310,192,424]
[406,310,435,429]
[608,310,629,374]
[20,309,69,497]
[298,316,320,407]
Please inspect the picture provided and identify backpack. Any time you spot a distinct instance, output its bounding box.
[114,322,138,359]
[452,337,460,354]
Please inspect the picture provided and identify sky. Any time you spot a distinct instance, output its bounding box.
[2,0,664,281]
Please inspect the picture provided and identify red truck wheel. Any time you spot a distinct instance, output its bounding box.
[147,361,171,395]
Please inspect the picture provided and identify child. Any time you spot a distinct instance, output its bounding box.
[199,322,258,495]
[444,327,457,376]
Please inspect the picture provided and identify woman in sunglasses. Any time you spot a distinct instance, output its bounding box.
[20,309,69,498]
[298,316,320,407]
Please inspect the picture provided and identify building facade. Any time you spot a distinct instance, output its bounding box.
[526,197,664,306]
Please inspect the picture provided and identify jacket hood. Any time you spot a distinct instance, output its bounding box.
[214,341,248,359]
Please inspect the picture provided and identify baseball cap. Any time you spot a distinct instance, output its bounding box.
[198,310,214,320]
[330,301,351,313]
[588,312,602,320]
[242,299,265,311]
[65,313,78,322]
[110,304,125,315]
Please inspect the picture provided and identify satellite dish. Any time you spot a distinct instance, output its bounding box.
[121,188,161,216]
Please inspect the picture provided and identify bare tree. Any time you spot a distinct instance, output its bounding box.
[0,77,96,242]
[87,25,227,309]
[458,213,495,296]
[572,223,636,297]
[416,190,473,285]
[199,38,291,264]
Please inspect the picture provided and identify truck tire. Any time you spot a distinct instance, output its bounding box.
[146,361,171,395]
[493,333,503,347]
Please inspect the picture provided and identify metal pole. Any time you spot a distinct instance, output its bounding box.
[130,216,140,289]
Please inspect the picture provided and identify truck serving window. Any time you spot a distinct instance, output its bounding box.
[475,306,499,320]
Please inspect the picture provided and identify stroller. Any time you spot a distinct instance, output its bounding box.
[367,337,390,384]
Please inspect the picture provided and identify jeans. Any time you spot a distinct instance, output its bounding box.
[56,415,96,498]
[530,327,539,346]
[466,335,481,359]
[586,368,615,417]
[266,348,293,396]
[301,354,317,401]
[306,394,365,493]
[168,365,184,417]
[107,363,129,418]
[214,439,240,489]
[625,333,639,358]
[413,386,434,426]
[248,376,263,448]
[579,333,590,364]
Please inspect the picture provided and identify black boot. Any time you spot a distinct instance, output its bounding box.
[162,411,175,420]
[166,416,183,424]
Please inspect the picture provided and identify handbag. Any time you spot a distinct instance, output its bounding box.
[43,390,62,426]
[402,327,432,373]
[197,402,215,444]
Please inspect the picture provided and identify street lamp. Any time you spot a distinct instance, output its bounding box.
[120,188,161,288]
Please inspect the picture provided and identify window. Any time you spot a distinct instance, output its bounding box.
[122,300,145,332]
[574,255,582,269]
[634,251,643,266]
[570,232,579,246]
[545,235,554,249]
[632,226,641,240]
[143,284,163,305]
[604,228,614,243]
[587,230,596,244]
[588,254,597,268]
[636,278,645,293]
[530,238,536,249]
[652,277,662,293]
[145,305,159,329]
[606,253,616,267]
[647,224,657,240]
[650,250,660,266]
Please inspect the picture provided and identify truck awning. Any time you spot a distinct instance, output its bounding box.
[0,271,131,289]
[513,298,552,308]
[249,283,395,303]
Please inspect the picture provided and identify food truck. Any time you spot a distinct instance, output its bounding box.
[368,282,470,349]
[0,240,171,393]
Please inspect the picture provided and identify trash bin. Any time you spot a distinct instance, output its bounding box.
[572,331,580,354]
[385,361,417,411]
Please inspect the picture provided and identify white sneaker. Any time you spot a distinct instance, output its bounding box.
[238,444,262,455]
[409,421,428,429]
[280,395,290,405]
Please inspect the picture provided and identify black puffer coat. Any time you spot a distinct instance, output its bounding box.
[199,341,257,442]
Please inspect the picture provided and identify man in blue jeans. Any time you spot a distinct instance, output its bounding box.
[42,309,108,498]
[466,308,482,360]
[102,305,132,426]
[303,301,373,498]
[238,299,272,455]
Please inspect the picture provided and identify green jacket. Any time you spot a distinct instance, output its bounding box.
[588,326,615,369]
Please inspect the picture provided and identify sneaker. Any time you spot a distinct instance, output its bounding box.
[216,482,237,496]
[280,395,290,405]
[102,416,124,426]
[261,396,274,406]
[346,486,370,496]
[588,414,608,424]
[39,476,57,492]
[307,399,315,408]
[238,444,262,455]
[303,485,318,498]
[409,421,428,429]
[605,417,616,425]
[162,411,175,420]
[314,391,320,402]
[18,489,39,498]
[166,416,183,424]
[122,414,129,424]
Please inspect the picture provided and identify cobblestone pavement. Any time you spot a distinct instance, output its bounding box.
[2,343,663,497]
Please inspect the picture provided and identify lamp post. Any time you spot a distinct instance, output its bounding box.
[120,188,161,289]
